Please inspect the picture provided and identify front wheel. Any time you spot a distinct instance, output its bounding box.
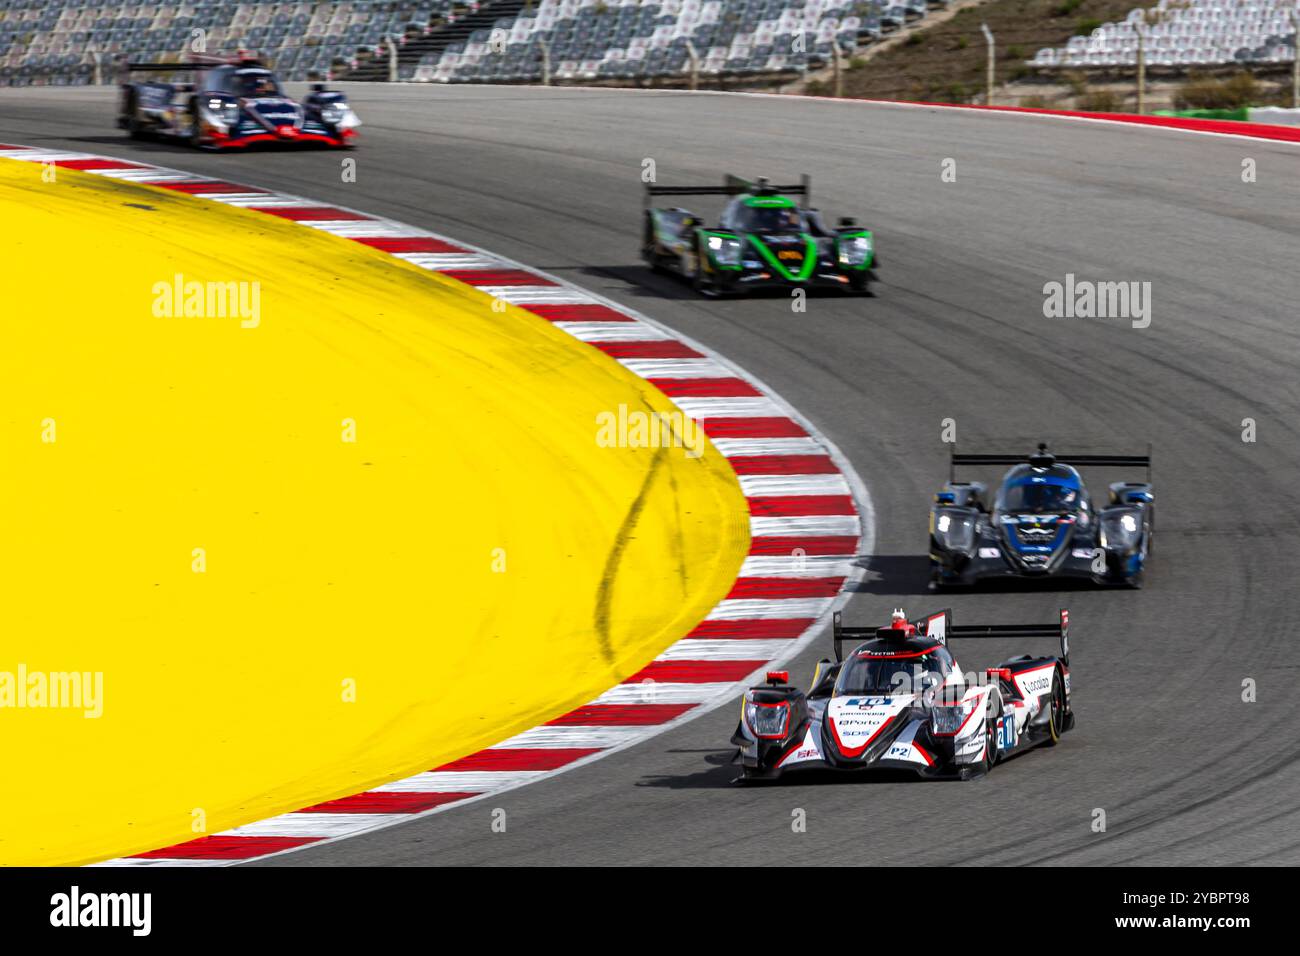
[691,236,719,297]
[187,102,204,148]
[977,698,1002,774]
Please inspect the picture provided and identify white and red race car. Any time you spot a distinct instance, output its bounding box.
[732,608,1074,781]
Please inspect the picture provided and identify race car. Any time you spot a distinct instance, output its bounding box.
[930,443,1154,589]
[642,174,875,296]
[732,607,1073,781]
[117,54,359,149]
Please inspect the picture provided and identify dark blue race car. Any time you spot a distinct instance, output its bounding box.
[929,444,1154,589]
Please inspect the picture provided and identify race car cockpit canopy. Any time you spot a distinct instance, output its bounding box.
[722,197,807,234]
[201,65,282,97]
[996,472,1082,513]
[834,636,954,696]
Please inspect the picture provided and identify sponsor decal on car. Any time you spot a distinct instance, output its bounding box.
[1020,674,1052,695]
[997,713,1016,750]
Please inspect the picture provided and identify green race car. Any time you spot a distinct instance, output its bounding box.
[641,175,875,297]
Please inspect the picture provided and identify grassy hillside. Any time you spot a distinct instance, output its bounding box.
[826,0,1158,103]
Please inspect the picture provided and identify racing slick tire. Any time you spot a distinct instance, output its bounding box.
[1130,506,1155,588]
[847,271,870,295]
[124,93,145,139]
[691,234,719,297]
[1044,670,1067,746]
[187,100,204,149]
[642,214,668,274]
[976,695,1002,775]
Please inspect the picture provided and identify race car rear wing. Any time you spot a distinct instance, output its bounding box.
[832,609,952,662]
[832,608,1070,665]
[645,173,810,205]
[119,53,267,79]
[948,442,1151,482]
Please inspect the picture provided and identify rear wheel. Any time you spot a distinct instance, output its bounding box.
[1044,671,1066,746]
[642,214,667,273]
[124,93,145,139]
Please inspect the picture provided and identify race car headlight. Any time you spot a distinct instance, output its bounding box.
[931,703,975,735]
[1101,511,1141,552]
[931,508,976,553]
[202,97,239,126]
[320,102,350,125]
[838,234,872,266]
[706,235,742,267]
[745,700,790,740]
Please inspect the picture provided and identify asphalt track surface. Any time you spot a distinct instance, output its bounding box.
[6,85,1300,866]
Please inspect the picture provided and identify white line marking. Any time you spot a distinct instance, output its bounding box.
[750,515,861,538]
[491,725,646,749]
[95,169,204,182]
[711,437,825,457]
[670,397,785,418]
[739,555,857,577]
[87,858,226,867]
[373,771,545,793]
[589,682,735,705]
[223,813,397,838]
[553,321,669,342]
[395,252,497,270]
[655,639,792,661]
[616,359,733,378]
[705,598,835,620]
[299,220,418,237]
[738,474,849,497]
[210,195,316,208]
[193,192,284,203]
[486,287,593,304]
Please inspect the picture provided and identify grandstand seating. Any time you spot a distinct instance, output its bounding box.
[0,0,941,86]
[3,0,1296,87]
[0,1,451,85]
[407,0,897,84]
[1032,0,1298,70]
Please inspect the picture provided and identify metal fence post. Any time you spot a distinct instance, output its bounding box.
[686,40,699,91]
[1135,24,1146,115]
[832,41,843,97]
[388,35,399,82]
[539,38,551,86]
[1291,6,1299,109]
[980,23,994,105]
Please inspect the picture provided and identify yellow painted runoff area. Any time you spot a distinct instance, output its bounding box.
[0,158,749,866]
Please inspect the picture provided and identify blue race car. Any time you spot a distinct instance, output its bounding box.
[117,54,359,150]
[929,443,1153,589]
